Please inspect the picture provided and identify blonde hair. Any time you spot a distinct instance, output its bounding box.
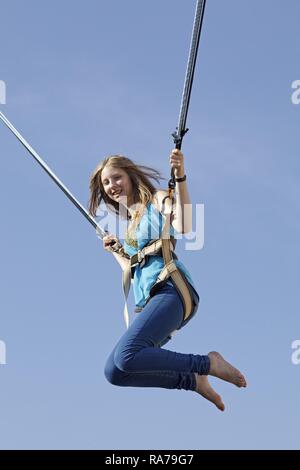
[88,155,166,241]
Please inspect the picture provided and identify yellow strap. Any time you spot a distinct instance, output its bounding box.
[160,209,194,322]
[122,267,132,329]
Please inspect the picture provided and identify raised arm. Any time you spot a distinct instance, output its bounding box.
[154,149,193,234]
[102,234,130,272]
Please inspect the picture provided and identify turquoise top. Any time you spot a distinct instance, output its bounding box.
[123,202,196,309]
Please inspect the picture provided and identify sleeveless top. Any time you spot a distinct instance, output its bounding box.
[123,202,197,310]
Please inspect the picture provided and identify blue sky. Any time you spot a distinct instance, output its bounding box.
[1,0,300,450]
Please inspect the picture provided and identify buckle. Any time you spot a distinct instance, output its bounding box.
[130,250,146,269]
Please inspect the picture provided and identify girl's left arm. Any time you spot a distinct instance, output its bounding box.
[169,149,193,234]
[154,150,193,234]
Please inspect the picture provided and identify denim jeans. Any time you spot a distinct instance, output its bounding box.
[104,283,210,391]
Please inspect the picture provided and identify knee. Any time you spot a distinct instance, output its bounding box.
[113,348,137,373]
[104,359,124,386]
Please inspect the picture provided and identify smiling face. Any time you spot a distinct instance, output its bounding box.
[101,165,134,206]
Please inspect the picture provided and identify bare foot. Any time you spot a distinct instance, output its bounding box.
[194,373,225,412]
[208,351,247,388]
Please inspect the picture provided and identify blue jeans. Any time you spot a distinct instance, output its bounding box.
[104,283,210,391]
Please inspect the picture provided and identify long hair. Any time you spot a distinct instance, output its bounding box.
[88,155,166,240]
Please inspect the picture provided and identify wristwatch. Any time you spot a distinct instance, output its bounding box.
[175,174,187,183]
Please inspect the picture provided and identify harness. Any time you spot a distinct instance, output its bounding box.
[121,204,196,330]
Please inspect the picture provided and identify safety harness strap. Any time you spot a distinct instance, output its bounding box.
[121,238,176,328]
[122,264,132,329]
[120,208,195,328]
[160,211,194,322]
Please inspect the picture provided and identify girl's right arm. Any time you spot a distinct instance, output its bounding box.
[111,250,130,272]
[103,234,130,272]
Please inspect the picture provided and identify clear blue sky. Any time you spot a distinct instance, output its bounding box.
[1,0,300,450]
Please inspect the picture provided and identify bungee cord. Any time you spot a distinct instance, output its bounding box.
[0,110,123,250]
[0,0,207,246]
[169,0,206,196]
[0,110,103,232]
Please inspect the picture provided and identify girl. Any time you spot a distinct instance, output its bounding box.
[88,149,247,411]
